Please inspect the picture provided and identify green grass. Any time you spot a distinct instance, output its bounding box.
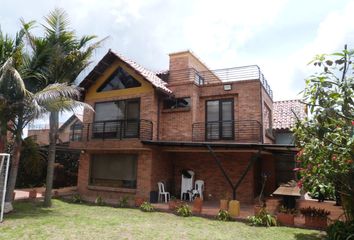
[0,200,325,240]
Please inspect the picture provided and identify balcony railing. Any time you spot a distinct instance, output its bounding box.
[70,119,153,141]
[192,120,262,143]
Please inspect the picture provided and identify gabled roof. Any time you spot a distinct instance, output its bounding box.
[58,114,83,132]
[79,50,172,95]
[273,99,307,130]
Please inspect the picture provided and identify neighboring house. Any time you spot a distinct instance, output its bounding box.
[273,100,307,144]
[272,100,307,185]
[70,49,306,203]
[28,114,83,145]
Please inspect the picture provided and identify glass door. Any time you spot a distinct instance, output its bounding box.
[206,99,234,140]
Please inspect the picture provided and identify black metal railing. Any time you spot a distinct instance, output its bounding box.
[70,119,153,141]
[161,65,273,99]
[192,120,262,143]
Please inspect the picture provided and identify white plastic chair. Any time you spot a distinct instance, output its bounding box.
[180,170,194,201]
[194,180,204,200]
[157,182,170,203]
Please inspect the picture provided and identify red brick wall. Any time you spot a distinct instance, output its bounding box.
[170,152,256,203]
[77,150,154,201]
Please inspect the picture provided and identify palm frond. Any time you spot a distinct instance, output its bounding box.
[0,57,28,99]
[32,83,81,104]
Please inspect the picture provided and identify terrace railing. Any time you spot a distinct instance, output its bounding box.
[161,65,273,99]
[192,120,262,143]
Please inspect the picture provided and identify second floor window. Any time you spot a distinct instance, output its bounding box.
[97,67,142,92]
[93,99,140,139]
[163,97,191,110]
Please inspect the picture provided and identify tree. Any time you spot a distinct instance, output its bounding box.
[293,45,354,221]
[0,55,87,210]
[35,8,102,207]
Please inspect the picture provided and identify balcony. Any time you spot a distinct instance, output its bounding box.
[159,65,273,99]
[70,119,153,142]
[192,120,262,143]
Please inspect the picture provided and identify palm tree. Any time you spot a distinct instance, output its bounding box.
[36,8,103,207]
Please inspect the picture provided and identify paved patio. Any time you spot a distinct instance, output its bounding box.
[14,186,77,200]
[152,197,345,228]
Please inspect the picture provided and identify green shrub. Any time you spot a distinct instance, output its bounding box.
[71,194,82,204]
[309,183,336,201]
[247,207,277,227]
[300,207,330,218]
[278,205,298,215]
[326,220,354,240]
[176,204,192,217]
[117,196,129,208]
[95,196,105,206]
[140,202,154,212]
[216,210,232,221]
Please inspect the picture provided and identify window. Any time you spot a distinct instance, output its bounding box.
[97,67,141,92]
[195,73,205,85]
[206,99,234,140]
[90,154,137,189]
[163,97,191,109]
[93,99,140,139]
[264,104,272,130]
[70,122,83,141]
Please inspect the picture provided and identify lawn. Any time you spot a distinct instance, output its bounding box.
[0,200,324,240]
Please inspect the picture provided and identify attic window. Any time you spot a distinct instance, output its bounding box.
[97,67,141,92]
[163,97,191,109]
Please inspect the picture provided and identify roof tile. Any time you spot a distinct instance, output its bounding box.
[273,100,307,130]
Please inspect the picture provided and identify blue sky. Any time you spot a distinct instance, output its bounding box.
[1,0,354,123]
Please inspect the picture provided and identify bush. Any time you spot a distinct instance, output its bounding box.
[247,207,277,227]
[176,204,192,217]
[309,183,335,201]
[117,196,129,208]
[140,202,154,212]
[300,207,330,218]
[95,196,105,206]
[71,194,82,204]
[326,220,354,240]
[278,206,298,215]
[216,210,232,221]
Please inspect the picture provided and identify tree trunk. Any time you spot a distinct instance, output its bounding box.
[5,135,22,204]
[44,111,59,207]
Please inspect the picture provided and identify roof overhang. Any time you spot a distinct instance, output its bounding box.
[141,140,298,152]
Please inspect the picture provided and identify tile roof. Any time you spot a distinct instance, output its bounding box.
[79,50,172,95]
[273,100,307,130]
[109,50,172,94]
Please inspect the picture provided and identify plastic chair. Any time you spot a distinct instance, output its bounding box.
[157,182,170,203]
[194,180,204,200]
[181,170,194,201]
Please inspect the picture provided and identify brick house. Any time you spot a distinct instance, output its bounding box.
[70,49,305,204]
[28,114,83,145]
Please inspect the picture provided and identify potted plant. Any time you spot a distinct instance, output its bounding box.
[300,207,330,229]
[192,196,203,214]
[168,196,181,211]
[220,192,230,211]
[277,206,297,226]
